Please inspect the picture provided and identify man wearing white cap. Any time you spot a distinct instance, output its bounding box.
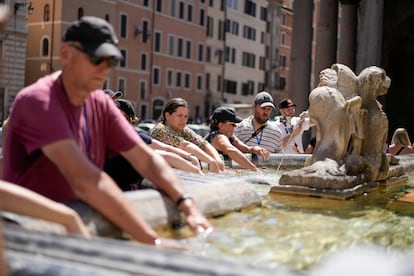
[233,91,283,153]
[275,98,310,154]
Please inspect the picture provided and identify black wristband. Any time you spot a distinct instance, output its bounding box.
[175,194,192,207]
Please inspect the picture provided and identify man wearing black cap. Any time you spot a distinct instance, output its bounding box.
[233,91,283,153]
[275,98,310,154]
[3,16,212,248]
[206,107,269,171]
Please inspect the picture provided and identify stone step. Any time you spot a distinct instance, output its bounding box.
[5,224,299,276]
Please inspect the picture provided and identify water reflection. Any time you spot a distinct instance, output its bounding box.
[161,171,414,271]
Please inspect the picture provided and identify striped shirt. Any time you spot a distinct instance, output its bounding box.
[233,116,283,153]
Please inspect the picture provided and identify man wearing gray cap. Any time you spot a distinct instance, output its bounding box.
[3,16,212,248]
[233,91,283,153]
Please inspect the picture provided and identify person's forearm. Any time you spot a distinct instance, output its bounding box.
[0,181,89,237]
[204,144,225,171]
[226,148,258,171]
[72,172,160,244]
[156,150,202,174]
[179,142,216,164]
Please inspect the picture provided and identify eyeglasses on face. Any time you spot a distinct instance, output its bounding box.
[68,44,119,68]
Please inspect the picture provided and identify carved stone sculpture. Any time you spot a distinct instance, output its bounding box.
[273,64,403,199]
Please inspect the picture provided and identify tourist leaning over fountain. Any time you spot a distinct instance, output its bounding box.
[104,98,203,191]
[233,91,283,153]
[274,98,310,154]
[151,98,224,173]
[2,16,213,249]
[205,106,270,171]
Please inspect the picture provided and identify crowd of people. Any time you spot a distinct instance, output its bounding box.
[1,11,413,274]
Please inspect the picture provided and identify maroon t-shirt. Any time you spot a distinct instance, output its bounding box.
[3,73,142,202]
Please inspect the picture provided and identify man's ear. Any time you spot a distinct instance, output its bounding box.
[60,44,70,64]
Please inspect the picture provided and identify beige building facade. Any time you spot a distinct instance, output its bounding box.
[3,0,285,123]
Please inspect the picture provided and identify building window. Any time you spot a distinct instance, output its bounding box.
[260,6,267,21]
[140,53,147,70]
[143,0,149,7]
[156,0,162,12]
[205,73,210,90]
[281,32,286,45]
[120,14,127,38]
[142,21,149,43]
[243,25,256,41]
[224,79,237,94]
[185,40,191,59]
[167,70,173,87]
[179,1,185,19]
[259,56,265,70]
[176,72,182,87]
[184,73,190,88]
[280,54,286,68]
[77,8,84,20]
[153,67,160,85]
[105,14,110,22]
[227,0,238,10]
[120,49,126,67]
[41,38,49,56]
[196,75,202,90]
[206,16,213,37]
[282,14,287,26]
[244,0,256,17]
[43,4,50,21]
[242,80,254,95]
[154,32,161,52]
[117,78,126,93]
[187,5,193,22]
[198,44,204,62]
[242,52,256,68]
[225,47,235,63]
[177,38,183,57]
[168,35,175,56]
[170,0,176,17]
[218,20,224,40]
[140,80,146,100]
[206,46,211,63]
[199,9,205,26]
[279,77,286,89]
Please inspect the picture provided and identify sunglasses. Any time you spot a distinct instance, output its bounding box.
[69,44,119,68]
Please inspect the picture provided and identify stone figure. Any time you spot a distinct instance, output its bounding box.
[275,64,397,198]
[357,66,391,181]
[307,77,362,166]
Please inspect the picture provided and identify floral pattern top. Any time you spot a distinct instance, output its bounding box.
[151,123,207,150]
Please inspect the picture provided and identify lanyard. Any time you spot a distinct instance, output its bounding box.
[252,125,263,145]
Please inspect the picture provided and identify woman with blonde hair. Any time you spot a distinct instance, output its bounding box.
[388,128,413,155]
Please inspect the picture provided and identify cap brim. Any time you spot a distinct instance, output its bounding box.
[230,116,243,123]
[260,102,275,109]
[84,42,123,59]
[113,91,123,98]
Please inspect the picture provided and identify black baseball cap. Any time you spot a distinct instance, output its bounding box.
[279,98,297,109]
[254,91,275,109]
[62,16,122,60]
[212,107,243,123]
[114,99,136,120]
